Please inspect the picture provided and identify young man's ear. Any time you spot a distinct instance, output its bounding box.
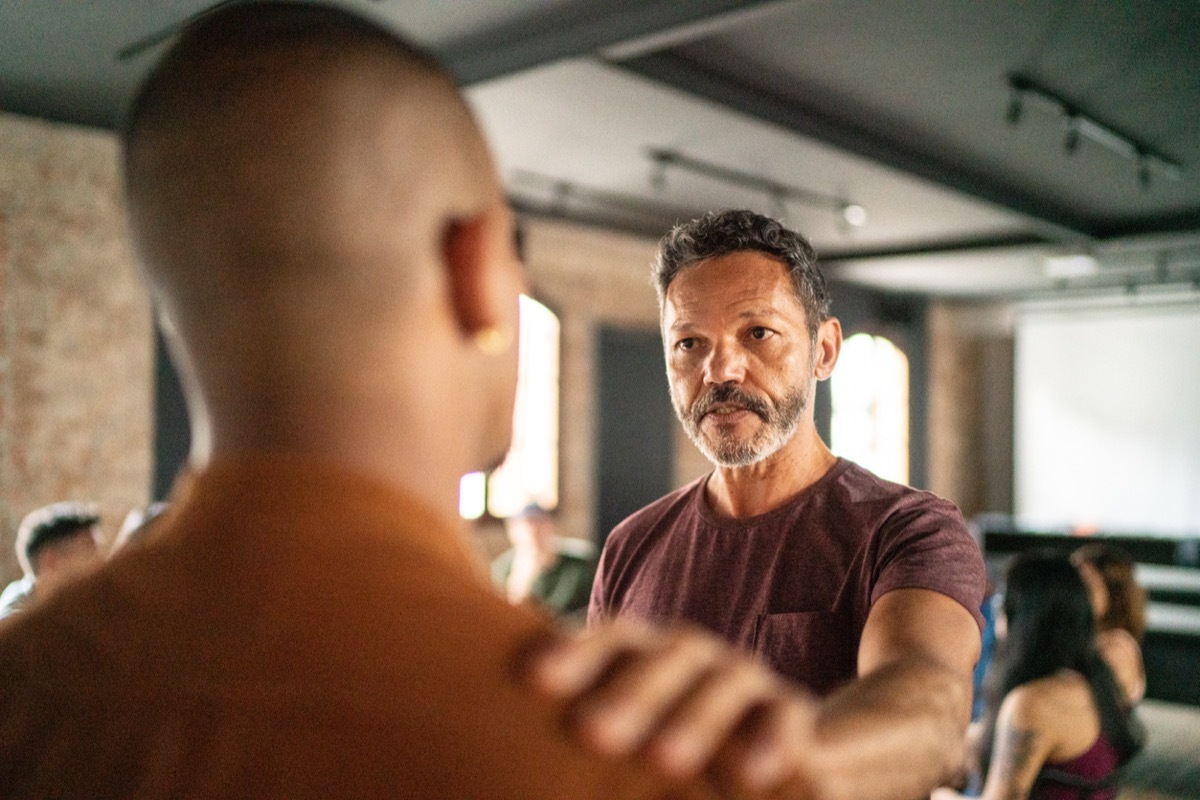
[443,208,522,351]
[444,211,493,336]
[814,318,842,380]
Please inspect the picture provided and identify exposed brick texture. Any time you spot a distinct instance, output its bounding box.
[0,113,154,583]
[926,301,1014,520]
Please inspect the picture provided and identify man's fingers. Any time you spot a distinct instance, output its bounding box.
[569,628,731,756]
[521,619,822,793]
[525,618,665,697]
[727,695,813,791]
[644,658,781,778]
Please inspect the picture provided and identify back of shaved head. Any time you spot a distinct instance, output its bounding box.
[123,2,496,310]
[120,2,521,475]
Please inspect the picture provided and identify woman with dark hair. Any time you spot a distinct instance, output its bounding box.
[1071,543,1147,706]
[935,551,1143,800]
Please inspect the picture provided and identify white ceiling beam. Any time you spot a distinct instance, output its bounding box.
[442,0,782,85]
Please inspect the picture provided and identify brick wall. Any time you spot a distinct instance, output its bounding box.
[926,300,1014,520]
[0,112,154,583]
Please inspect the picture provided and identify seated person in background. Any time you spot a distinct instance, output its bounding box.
[934,551,1144,800]
[1071,543,1147,706]
[0,502,102,619]
[492,504,596,617]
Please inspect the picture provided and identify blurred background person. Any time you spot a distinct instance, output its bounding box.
[0,502,103,619]
[1072,542,1148,707]
[492,504,595,619]
[936,550,1144,800]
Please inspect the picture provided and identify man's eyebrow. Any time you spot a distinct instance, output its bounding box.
[666,320,696,334]
[667,307,783,332]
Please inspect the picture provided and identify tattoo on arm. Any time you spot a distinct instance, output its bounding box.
[995,726,1038,800]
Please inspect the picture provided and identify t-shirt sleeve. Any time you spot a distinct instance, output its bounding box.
[586,538,615,628]
[870,495,987,631]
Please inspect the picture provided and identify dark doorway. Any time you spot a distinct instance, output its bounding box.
[594,326,675,545]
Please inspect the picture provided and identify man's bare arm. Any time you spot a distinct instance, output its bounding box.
[807,588,981,800]
[525,588,981,800]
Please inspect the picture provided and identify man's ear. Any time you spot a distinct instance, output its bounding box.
[443,211,494,336]
[442,207,519,348]
[813,317,842,380]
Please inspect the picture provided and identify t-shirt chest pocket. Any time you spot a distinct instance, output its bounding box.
[751,610,856,696]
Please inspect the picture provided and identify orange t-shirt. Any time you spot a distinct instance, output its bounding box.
[0,454,716,799]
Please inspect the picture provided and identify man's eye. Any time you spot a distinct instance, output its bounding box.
[749,327,772,340]
[676,338,696,351]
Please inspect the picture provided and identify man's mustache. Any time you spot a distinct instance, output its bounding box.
[690,384,771,424]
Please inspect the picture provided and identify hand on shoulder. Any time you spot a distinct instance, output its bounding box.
[520,617,827,798]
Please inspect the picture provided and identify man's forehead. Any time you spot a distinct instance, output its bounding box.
[663,251,802,322]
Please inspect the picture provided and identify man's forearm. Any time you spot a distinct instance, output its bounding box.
[799,657,971,800]
[523,618,977,800]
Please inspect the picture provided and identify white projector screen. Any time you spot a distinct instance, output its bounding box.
[1015,301,1200,538]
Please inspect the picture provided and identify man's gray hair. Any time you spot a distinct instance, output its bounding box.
[653,209,831,337]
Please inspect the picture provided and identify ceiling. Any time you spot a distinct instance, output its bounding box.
[3,0,1199,299]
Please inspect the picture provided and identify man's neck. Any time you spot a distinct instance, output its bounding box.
[705,426,837,519]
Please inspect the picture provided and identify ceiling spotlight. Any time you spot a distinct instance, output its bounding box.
[1137,154,1152,191]
[644,148,865,231]
[1005,93,1023,125]
[650,159,667,192]
[1005,75,1182,192]
[551,180,573,213]
[1063,117,1081,154]
[841,203,868,227]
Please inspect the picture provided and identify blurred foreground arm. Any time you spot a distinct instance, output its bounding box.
[526,588,980,800]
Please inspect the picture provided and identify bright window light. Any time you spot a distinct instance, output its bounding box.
[459,294,561,519]
[458,472,487,520]
[830,333,909,484]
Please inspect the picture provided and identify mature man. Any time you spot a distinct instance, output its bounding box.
[0,5,847,798]
[581,209,986,792]
[0,502,102,618]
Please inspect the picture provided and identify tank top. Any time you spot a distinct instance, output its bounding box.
[1031,733,1120,800]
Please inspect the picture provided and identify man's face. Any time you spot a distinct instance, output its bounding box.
[663,251,817,468]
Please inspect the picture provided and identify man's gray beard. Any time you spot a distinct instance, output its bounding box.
[673,381,810,468]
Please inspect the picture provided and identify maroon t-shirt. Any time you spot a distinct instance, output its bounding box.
[588,459,986,696]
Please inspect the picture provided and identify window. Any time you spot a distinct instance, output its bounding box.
[459,294,560,519]
[830,333,909,484]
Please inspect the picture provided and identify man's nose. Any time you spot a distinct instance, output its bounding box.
[704,341,746,385]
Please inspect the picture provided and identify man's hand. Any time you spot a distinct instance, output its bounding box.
[522,617,823,797]
[522,591,980,800]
